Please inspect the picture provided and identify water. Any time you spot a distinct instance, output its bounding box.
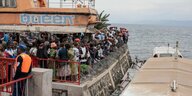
[114,24,192,60]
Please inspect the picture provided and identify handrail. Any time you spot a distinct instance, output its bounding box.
[0,75,32,88]
[0,57,81,85]
[0,57,15,61]
[37,58,80,63]
[48,0,95,8]
[0,57,80,64]
[34,58,81,85]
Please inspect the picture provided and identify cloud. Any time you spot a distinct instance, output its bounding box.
[48,0,192,23]
[95,0,192,23]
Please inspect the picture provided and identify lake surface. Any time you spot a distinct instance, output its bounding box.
[114,24,192,60]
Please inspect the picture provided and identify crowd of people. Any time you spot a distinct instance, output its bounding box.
[0,27,129,67]
[0,27,129,82]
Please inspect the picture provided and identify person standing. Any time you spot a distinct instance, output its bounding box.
[0,44,5,84]
[13,44,32,96]
[3,33,9,44]
[4,42,15,58]
[73,43,80,62]
[48,42,57,59]
[80,43,90,64]
[66,44,77,81]
[0,44,4,57]
[29,42,38,67]
[57,43,69,79]
[36,43,48,68]
[58,43,68,60]
[4,42,16,82]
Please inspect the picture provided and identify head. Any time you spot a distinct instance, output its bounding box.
[74,38,80,43]
[60,43,65,48]
[97,45,101,49]
[13,41,18,49]
[50,42,57,49]
[73,42,79,48]
[90,43,94,48]
[17,44,27,54]
[8,42,14,49]
[81,43,85,47]
[65,43,71,50]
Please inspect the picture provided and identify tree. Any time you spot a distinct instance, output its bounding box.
[94,10,111,30]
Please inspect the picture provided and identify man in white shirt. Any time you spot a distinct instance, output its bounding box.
[80,43,90,64]
[73,43,80,62]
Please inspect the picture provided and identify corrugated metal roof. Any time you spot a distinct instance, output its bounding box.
[121,57,192,96]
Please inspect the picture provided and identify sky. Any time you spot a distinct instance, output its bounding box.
[49,0,192,24]
[95,0,192,24]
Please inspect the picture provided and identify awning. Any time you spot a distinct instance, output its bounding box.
[0,25,91,34]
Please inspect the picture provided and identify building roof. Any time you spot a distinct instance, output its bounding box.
[120,57,192,96]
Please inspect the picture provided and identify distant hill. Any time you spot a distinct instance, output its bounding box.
[112,20,192,27]
[151,20,192,27]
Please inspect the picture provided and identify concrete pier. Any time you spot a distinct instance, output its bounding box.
[52,45,131,96]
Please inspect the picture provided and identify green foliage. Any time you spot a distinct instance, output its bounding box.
[94,10,111,30]
[81,64,89,73]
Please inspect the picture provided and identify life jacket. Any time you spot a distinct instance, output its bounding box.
[15,53,32,73]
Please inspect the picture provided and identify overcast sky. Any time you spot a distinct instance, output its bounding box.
[49,0,192,24]
[95,0,192,24]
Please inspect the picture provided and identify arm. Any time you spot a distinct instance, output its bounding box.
[14,56,23,80]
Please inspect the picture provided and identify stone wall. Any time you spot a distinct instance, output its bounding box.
[52,45,131,96]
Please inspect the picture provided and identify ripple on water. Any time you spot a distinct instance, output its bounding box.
[115,24,192,60]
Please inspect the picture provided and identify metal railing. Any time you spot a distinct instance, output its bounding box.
[33,58,81,85]
[48,0,95,8]
[0,58,32,96]
[0,57,81,85]
[0,58,15,85]
[0,75,32,96]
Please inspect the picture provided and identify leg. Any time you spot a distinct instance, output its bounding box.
[12,80,26,96]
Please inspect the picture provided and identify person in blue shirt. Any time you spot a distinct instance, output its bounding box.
[58,43,68,60]
[3,33,9,44]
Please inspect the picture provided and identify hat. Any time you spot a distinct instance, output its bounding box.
[75,38,80,42]
[51,42,57,48]
[17,44,27,51]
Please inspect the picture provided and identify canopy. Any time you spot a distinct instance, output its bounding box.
[0,25,95,34]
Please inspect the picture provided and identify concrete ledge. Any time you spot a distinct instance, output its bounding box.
[52,46,131,96]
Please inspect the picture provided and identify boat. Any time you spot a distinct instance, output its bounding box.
[0,1,132,96]
[0,0,98,34]
[120,42,192,96]
[153,44,182,58]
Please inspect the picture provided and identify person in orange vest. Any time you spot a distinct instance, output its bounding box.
[12,44,32,96]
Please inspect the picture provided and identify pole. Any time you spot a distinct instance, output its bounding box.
[60,0,62,8]
[175,41,179,60]
[47,0,49,7]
